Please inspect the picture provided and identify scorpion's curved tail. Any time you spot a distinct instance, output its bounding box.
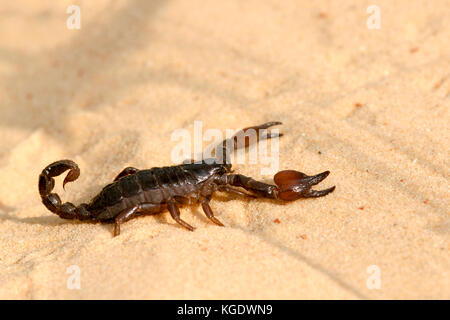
[38,160,90,220]
[214,121,283,169]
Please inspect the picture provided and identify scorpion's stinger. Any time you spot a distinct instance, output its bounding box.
[62,165,81,190]
[39,160,90,220]
[39,160,79,196]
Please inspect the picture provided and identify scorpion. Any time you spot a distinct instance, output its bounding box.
[39,122,335,236]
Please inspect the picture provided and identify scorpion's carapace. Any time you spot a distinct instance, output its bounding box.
[38,122,335,236]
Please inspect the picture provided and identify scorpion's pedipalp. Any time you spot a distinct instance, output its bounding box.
[274,170,307,188]
[217,185,257,198]
[235,121,283,148]
[305,186,336,198]
[215,121,283,166]
[242,121,282,130]
[274,170,335,201]
[302,170,330,186]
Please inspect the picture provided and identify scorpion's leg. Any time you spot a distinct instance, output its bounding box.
[201,196,224,226]
[114,167,139,181]
[113,203,162,236]
[113,206,139,236]
[167,200,195,231]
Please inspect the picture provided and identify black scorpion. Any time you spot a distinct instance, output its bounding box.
[39,122,335,236]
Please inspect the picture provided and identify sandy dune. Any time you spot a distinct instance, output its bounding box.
[0,0,448,299]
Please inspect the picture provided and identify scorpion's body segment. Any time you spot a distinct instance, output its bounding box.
[39,122,336,236]
[87,162,227,221]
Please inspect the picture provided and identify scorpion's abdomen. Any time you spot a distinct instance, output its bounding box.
[87,164,216,221]
[138,166,198,199]
[87,175,144,221]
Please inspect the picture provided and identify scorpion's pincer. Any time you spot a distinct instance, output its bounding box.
[274,170,335,200]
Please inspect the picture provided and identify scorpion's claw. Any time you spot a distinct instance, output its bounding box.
[274,170,335,201]
[242,121,283,139]
[263,132,283,140]
[239,121,282,131]
[304,186,336,198]
[303,170,330,186]
[234,121,283,148]
[258,121,283,140]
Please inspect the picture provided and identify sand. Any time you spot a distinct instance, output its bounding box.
[0,0,448,299]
